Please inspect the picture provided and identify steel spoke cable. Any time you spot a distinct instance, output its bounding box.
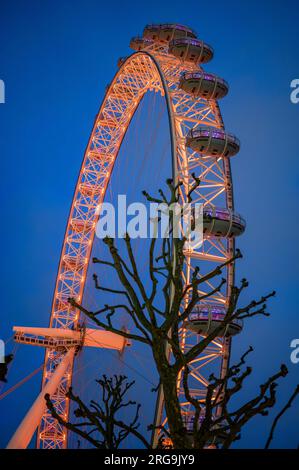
[4,334,14,345]
[82,334,156,387]
[0,363,43,401]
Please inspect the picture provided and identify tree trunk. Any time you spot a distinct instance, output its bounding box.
[152,337,189,449]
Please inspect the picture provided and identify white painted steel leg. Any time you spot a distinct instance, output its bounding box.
[7,348,75,449]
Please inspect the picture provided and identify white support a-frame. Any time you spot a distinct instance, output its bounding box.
[6,325,130,448]
[7,348,75,449]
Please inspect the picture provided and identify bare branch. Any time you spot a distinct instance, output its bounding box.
[265,384,299,449]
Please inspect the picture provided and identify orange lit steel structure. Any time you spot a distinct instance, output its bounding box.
[8,23,245,448]
[7,327,129,449]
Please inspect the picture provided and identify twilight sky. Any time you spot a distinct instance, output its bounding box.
[0,0,298,448]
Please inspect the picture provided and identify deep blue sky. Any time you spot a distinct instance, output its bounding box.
[0,0,299,448]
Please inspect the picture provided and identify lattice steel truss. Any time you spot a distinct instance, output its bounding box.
[38,32,238,448]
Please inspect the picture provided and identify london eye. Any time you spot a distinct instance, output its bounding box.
[6,23,245,449]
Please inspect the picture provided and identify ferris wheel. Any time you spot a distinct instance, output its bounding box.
[6,23,245,449]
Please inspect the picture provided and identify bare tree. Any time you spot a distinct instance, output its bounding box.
[45,374,150,449]
[46,177,298,449]
[182,348,290,448]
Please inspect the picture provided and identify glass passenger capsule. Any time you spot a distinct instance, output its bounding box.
[186,127,240,157]
[179,72,229,100]
[169,37,213,64]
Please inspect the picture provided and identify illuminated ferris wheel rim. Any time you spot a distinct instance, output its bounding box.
[8,23,246,449]
[39,50,183,450]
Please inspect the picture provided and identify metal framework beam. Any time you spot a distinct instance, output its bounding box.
[17,32,238,449]
[7,349,75,449]
[13,326,129,351]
